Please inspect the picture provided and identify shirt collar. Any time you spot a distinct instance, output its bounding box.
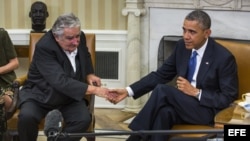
[63,48,78,55]
[193,38,208,57]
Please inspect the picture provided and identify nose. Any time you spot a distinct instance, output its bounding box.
[183,32,190,40]
[71,37,79,45]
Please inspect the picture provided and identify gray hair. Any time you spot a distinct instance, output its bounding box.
[52,13,81,36]
[185,10,211,30]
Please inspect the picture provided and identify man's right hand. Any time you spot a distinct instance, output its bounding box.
[107,88,128,104]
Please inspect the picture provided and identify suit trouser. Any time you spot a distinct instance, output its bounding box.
[127,84,214,141]
[18,100,91,141]
[0,103,6,141]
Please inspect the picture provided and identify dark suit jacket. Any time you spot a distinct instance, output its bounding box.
[18,30,94,107]
[130,37,238,112]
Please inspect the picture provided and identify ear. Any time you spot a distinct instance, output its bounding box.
[46,12,49,17]
[53,33,60,42]
[29,12,32,17]
[205,29,211,38]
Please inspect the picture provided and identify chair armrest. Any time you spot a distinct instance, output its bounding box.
[232,99,242,105]
[6,75,27,120]
[14,75,28,86]
[214,104,237,127]
[88,95,95,113]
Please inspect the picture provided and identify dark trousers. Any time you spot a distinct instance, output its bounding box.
[18,100,91,141]
[0,103,6,141]
[127,84,214,141]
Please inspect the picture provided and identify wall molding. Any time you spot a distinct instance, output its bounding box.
[144,0,250,11]
[7,29,127,45]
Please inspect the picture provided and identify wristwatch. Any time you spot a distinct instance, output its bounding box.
[195,89,201,99]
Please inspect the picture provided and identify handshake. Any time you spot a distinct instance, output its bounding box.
[87,75,129,104]
[94,87,129,104]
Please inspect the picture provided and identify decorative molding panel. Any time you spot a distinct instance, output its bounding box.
[7,29,30,45]
[144,0,250,11]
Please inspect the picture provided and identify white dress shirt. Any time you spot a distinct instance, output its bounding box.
[64,48,78,73]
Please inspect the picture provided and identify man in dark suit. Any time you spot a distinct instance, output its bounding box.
[17,13,109,141]
[109,10,238,141]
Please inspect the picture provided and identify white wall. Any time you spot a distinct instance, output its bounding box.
[148,8,250,72]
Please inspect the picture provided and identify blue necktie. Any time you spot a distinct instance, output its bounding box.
[188,51,198,82]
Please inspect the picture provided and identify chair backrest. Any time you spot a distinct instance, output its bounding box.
[29,33,45,63]
[215,39,250,99]
[29,32,96,66]
[85,33,96,68]
[80,33,96,113]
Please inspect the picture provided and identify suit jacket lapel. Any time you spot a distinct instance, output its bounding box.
[62,54,75,77]
[196,38,214,86]
[179,49,192,78]
[78,45,87,80]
